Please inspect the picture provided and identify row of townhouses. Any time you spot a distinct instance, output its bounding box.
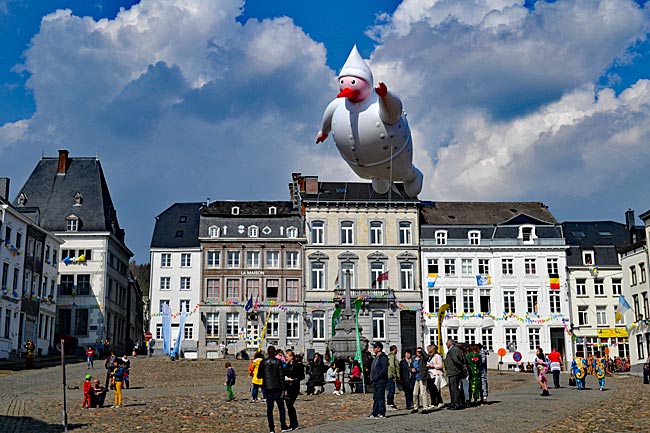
[149,173,650,371]
[0,150,143,359]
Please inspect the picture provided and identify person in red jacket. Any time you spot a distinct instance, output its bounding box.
[86,347,95,369]
[82,374,93,409]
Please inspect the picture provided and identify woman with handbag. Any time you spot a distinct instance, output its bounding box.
[425,345,445,411]
[283,350,305,431]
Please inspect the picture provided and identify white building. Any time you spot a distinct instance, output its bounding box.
[420,202,571,369]
[149,202,203,357]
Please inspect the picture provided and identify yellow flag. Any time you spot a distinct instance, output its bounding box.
[437,304,450,356]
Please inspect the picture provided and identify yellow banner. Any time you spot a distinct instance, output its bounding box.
[437,304,450,356]
[597,328,628,338]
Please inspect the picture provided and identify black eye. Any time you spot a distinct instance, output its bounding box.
[351,79,356,85]
[340,79,344,85]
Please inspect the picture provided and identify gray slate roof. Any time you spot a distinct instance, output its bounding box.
[562,221,635,267]
[420,202,557,225]
[301,182,419,203]
[14,157,125,238]
[150,202,203,248]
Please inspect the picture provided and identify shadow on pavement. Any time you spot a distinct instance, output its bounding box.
[0,415,86,432]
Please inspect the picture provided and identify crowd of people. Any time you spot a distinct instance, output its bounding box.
[81,351,132,409]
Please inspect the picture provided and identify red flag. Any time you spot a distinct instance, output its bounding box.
[253,295,259,310]
[373,271,389,286]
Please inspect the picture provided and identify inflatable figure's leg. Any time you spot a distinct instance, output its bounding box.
[372,178,391,195]
[404,167,423,198]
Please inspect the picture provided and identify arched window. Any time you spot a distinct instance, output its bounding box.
[248,226,259,237]
[66,214,80,232]
[208,225,220,238]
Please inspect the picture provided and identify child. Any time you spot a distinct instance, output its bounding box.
[111,360,125,407]
[82,374,92,409]
[225,362,236,401]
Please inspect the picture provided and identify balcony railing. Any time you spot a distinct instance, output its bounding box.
[334,288,393,299]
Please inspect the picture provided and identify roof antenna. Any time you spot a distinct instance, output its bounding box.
[206,197,211,206]
[96,151,99,160]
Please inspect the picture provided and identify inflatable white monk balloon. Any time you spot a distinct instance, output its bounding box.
[316,45,423,197]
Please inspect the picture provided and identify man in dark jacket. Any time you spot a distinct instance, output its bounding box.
[368,342,389,418]
[399,349,414,410]
[444,339,466,410]
[257,346,289,433]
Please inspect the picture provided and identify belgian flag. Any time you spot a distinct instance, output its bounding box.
[549,274,560,290]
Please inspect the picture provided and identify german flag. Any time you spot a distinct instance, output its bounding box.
[549,274,560,290]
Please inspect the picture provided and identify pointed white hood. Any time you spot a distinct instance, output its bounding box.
[339,45,373,85]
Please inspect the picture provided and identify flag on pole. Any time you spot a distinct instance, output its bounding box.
[253,295,259,310]
[615,295,632,322]
[549,274,560,290]
[372,271,389,287]
[354,299,364,372]
[62,256,73,265]
[427,273,438,287]
[476,275,491,286]
[244,295,253,312]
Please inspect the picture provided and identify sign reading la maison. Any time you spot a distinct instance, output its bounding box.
[241,271,265,276]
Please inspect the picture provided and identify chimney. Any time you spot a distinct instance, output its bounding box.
[305,176,319,194]
[0,178,9,201]
[57,149,69,175]
[625,208,636,242]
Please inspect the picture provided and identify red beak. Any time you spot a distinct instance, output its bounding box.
[337,87,358,99]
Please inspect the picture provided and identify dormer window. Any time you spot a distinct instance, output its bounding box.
[179,216,187,223]
[231,206,240,215]
[73,192,83,206]
[468,231,481,246]
[65,214,80,232]
[287,227,298,238]
[435,230,447,245]
[248,226,259,237]
[269,207,277,215]
[518,225,537,244]
[583,250,595,266]
[208,225,220,238]
[17,193,27,206]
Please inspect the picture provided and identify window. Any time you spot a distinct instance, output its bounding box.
[311,262,325,290]
[549,290,561,313]
[206,250,221,268]
[469,231,480,245]
[156,324,163,340]
[372,311,386,340]
[428,289,440,312]
[245,226,258,238]
[594,279,605,296]
[66,216,79,231]
[444,259,456,276]
[266,279,279,299]
[478,259,490,275]
[227,251,240,268]
[576,278,587,296]
[23,270,31,295]
[75,309,88,336]
[502,259,514,275]
[286,279,299,302]
[612,278,622,296]
[311,221,324,245]
[266,313,280,337]
[519,225,536,243]
[60,275,74,295]
[265,251,280,268]
[245,279,260,299]
[231,207,239,215]
[633,294,640,318]
[370,262,385,289]
[641,263,647,284]
[45,245,50,262]
[205,279,220,299]
[528,328,541,350]
[446,327,458,343]
[180,277,191,291]
[435,230,447,245]
[340,221,354,245]
[505,328,518,352]
[503,290,516,313]
[340,261,355,289]
[35,242,42,259]
[479,289,491,313]
[462,289,475,313]
[286,251,299,268]
[285,313,299,339]
[428,328,438,346]
[226,279,240,300]
[4,226,11,244]
[546,258,559,275]
[159,299,170,313]
[161,254,171,267]
[53,249,58,265]
[446,289,457,313]
[268,206,277,215]
[246,251,260,268]
[180,253,191,267]
[77,274,91,295]
[206,312,219,337]
[481,328,493,351]
[596,306,607,326]
[287,227,298,238]
[464,328,476,344]
[578,306,588,326]
[184,325,193,339]
[583,251,594,266]
[176,230,184,237]
[631,266,638,285]
[644,292,649,320]
[399,222,412,245]
[637,335,645,360]
[524,258,536,275]
[369,221,383,245]
[400,262,414,290]
[427,258,439,274]
[18,234,25,252]
[226,312,239,336]
[526,290,538,314]
[180,299,191,313]
[312,312,325,340]
[462,259,473,276]
[208,226,220,237]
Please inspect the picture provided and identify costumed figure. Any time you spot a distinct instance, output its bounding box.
[535,353,550,396]
[316,45,423,198]
[466,345,482,403]
[571,353,588,390]
[593,352,606,391]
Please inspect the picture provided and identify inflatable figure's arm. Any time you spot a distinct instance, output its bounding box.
[316,99,338,143]
[375,82,403,125]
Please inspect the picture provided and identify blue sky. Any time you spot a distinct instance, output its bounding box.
[1,0,650,262]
